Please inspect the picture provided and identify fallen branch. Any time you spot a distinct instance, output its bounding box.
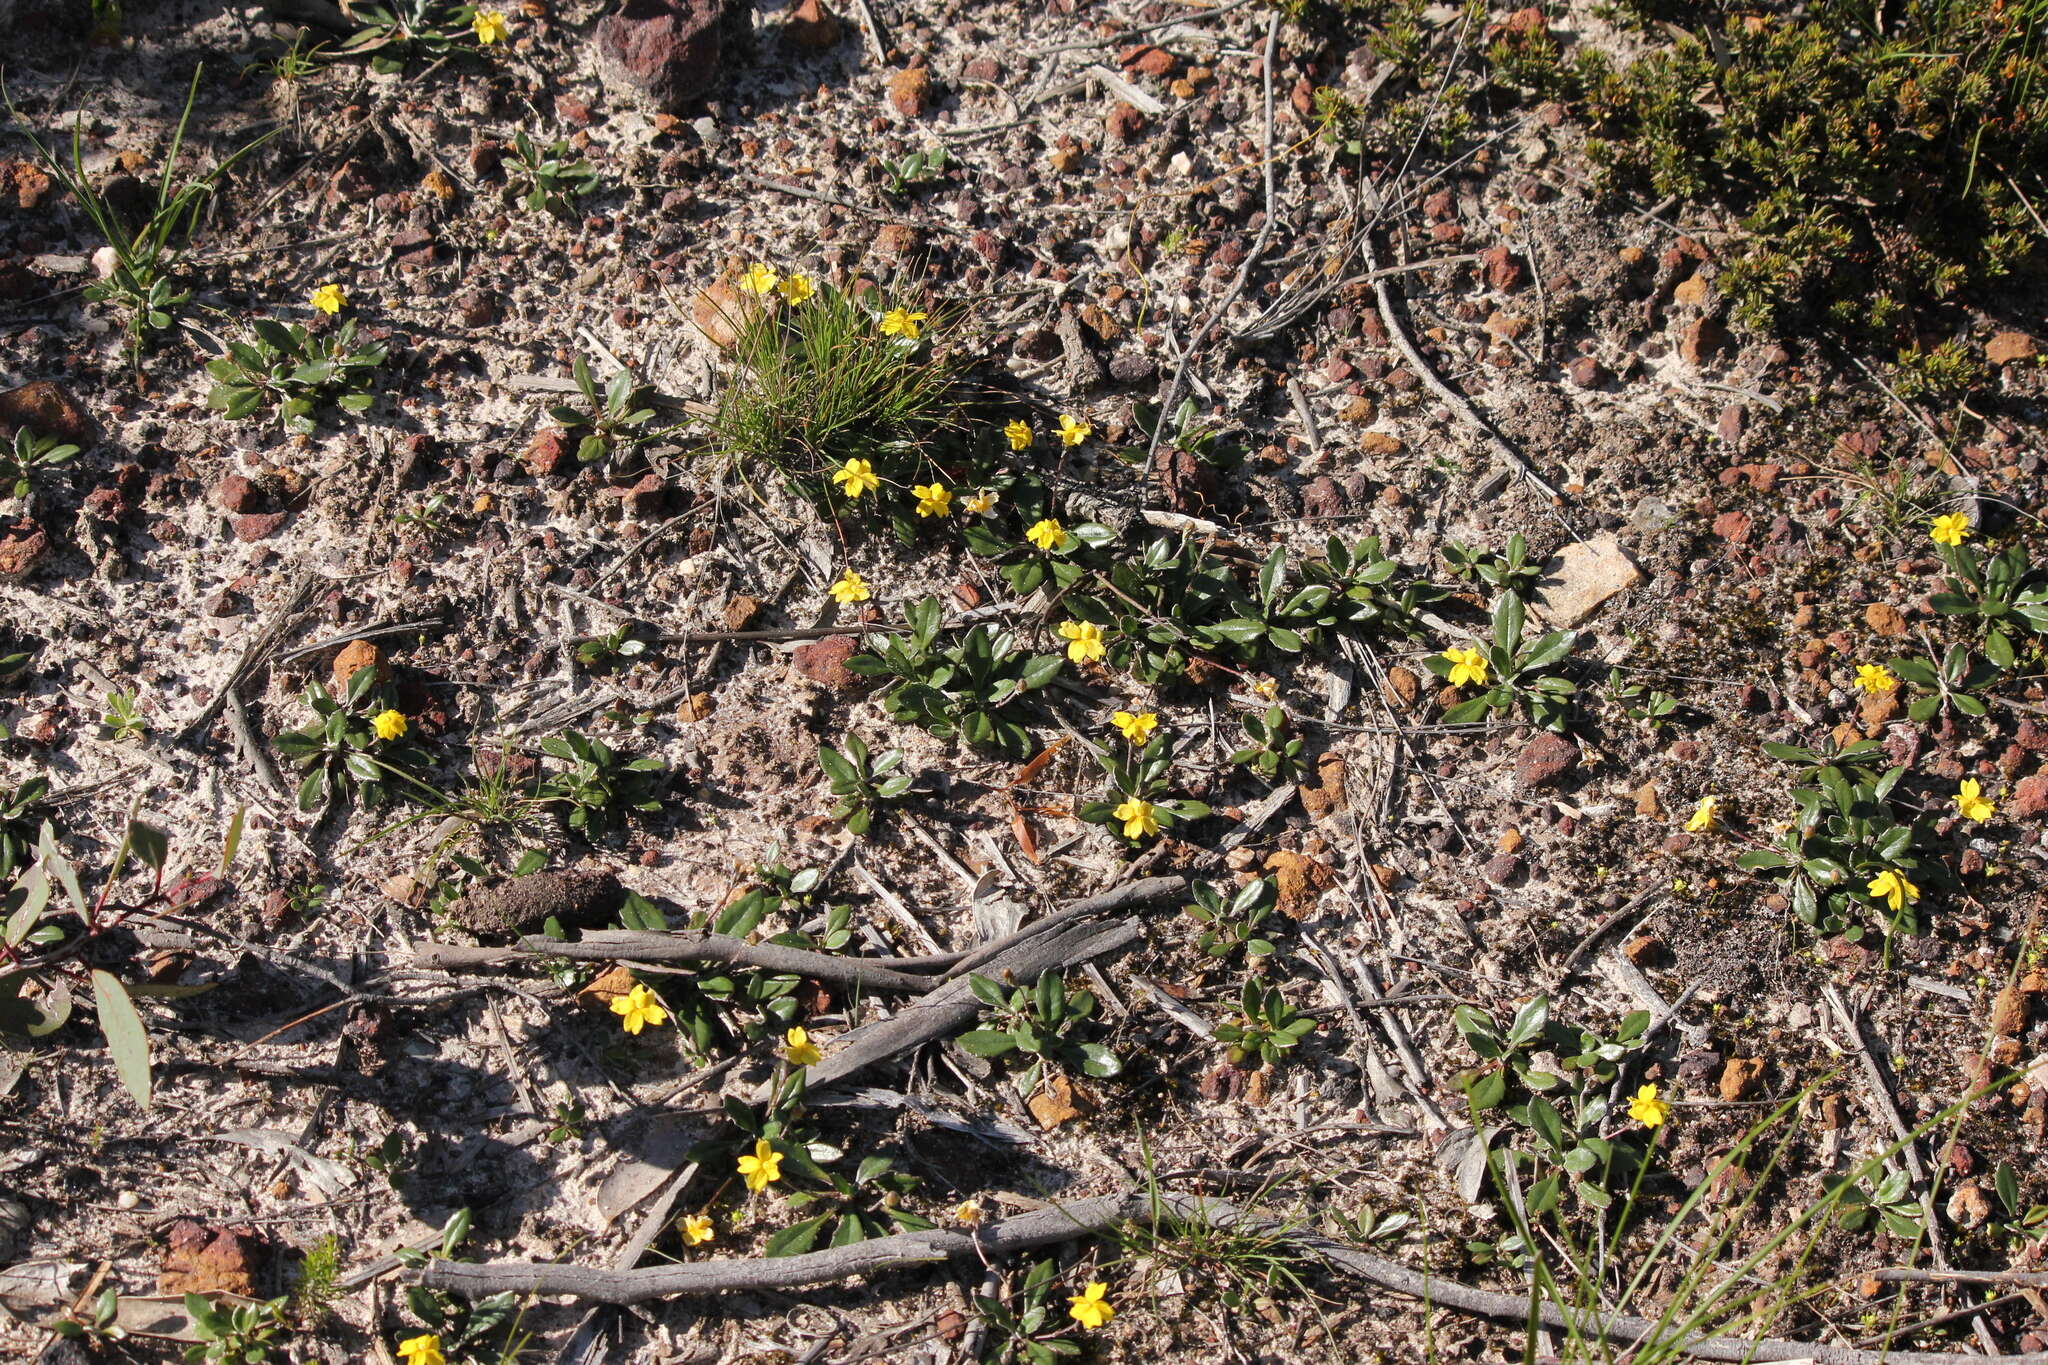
[421,1192,2046,1365]
[412,931,940,997]
[804,918,1143,1091]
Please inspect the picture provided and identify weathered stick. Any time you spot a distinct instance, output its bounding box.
[804,919,1142,1092]
[420,1193,2044,1365]
[412,932,940,997]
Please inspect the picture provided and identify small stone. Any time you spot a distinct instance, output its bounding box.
[1107,101,1147,143]
[1496,828,1524,854]
[595,0,730,115]
[1480,245,1523,292]
[1564,355,1605,389]
[793,635,867,691]
[1719,1056,1765,1102]
[1383,665,1420,709]
[1515,733,1580,788]
[1946,1183,1993,1229]
[1712,510,1752,543]
[1679,316,1730,367]
[1359,431,1403,455]
[0,380,93,446]
[1481,852,1524,885]
[784,0,841,49]
[1986,331,2037,365]
[1673,274,1709,306]
[1633,782,1661,818]
[1298,752,1347,820]
[888,66,934,118]
[331,640,388,692]
[1717,404,1745,443]
[1263,849,1335,918]
[0,518,49,584]
[212,474,261,514]
[1532,533,1642,627]
[458,291,499,327]
[1107,352,1156,384]
[1120,44,1177,78]
[231,511,289,542]
[1863,603,1908,637]
[1990,982,2031,1037]
[525,429,572,477]
[2013,774,2048,819]
[1622,934,1664,966]
[1047,144,1082,174]
[159,1222,268,1297]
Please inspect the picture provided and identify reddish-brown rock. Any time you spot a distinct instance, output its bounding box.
[1515,732,1580,788]
[0,519,48,584]
[0,380,93,445]
[158,1222,267,1297]
[1107,101,1147,143]
[784,0,840,50]
[793,635,867,691]
[596,0,731,114]
[888,66,934,118]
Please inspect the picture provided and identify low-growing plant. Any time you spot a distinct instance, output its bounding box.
[505,130,600,215]
[340,0,499,70]
[1443,532,1543,599]
[879,144,949,195]
[1212,978,1317,1069]
[50,1287,127,1346]
[396,1210,522,1361]
[206,317,387,434]
[0,775,52,880]
[1930,537,2048,668]
[711,275,966,513]
[1,428,80,500]
[1427,593,1578,732]
[1827,1168,1926,1239]
[1185,876,1278,959]
[574,623,649,675]
[6,66,275,361]
[536,729,664,836]
[1888,644,1995,722]
[547,356,659,466]
[767,1149,933,1255]
[1306,534,1442,641]
[816,735,912,836]
[272,670,429,811]
[1075,733,1209,845]
[100,688,148,742]
[958,968,1121,1094]
[1739,753,1936,939]
[1604,667,1681,731]
[289,1233,343,1325]
[182,1293,289,1365]
[974,1259,1084,1365]
[1455,995,1653,1211]
[1227,704,1306,782]
[847,597,1063,759]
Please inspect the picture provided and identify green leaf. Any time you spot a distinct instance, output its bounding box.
[764,1212,832,1258]
[92,970,152,1109]
[956,1029,1018,1058]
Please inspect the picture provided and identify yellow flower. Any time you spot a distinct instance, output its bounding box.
[912,482,952,518]
[829,570,871,605]
[783,1026,823,1067]
[1005,419,1032,450]
[777,272,815,304]
[397,1336,445,1365]
[1059,619,1105,664]
[1930,513,1971,547]
[879,308,927,340]
[1443,647,1489,689]
[1068,1281,1115,1329]
[471,9,508,43]
[1853,663,1897,694]
[952,1199,984,1225]
[831,457,879,499]
[610,983,669,1035]
[1112,797,1159,840]
[738,262,781,296]
[962,488,998,515]
[1026,518,1068,551]
[1057,413,1092,446]
[680,1214,715,1246]
[1685,795,1720,834]
[1249,677,1278,702]
[372,709,408,741]
[737,1137,783,1192]
[1627,1084,1671,1128]
[1954,779,1995,822]
[1110,711,1157,744]
[310,283,346,315]
[1866,867,1919,913]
